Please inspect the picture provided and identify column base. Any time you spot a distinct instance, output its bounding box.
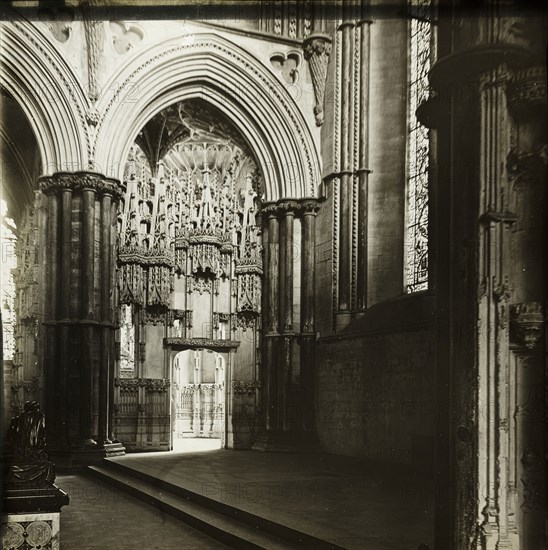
[252,430,319,453]
[335,311,352,331]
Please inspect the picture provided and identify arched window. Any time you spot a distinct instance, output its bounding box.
[1,200,17,360]
[119,304,135,378]
[405,0,433,292]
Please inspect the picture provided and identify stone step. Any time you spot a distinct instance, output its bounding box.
[86,464,288,550]
[85,461,346,550]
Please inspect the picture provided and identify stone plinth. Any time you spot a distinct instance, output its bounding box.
[1,486,69,550]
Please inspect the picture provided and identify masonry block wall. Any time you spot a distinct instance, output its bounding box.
[315,294,436,466]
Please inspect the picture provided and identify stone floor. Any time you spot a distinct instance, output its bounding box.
[105,449,435,550]
[57,473,228,549]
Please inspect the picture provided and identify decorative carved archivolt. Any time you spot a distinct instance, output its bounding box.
[303,33,332,126]
[510,302,544,350]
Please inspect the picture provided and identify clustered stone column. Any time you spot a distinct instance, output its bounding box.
[257,198,319,448]
[355,6,372,313]
[507,65,547,549]
[329,2,372,328]
[299,200,319,432]
[39,171,125,465]
[424,6,547,548]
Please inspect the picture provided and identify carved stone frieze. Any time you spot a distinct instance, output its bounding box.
[145,378,170,392]
[510,302,544,350]
[115,378,170,392]
[140,309,166,326]
[303,33,332,126]
[164,337,240,351]
[232,380,260,395]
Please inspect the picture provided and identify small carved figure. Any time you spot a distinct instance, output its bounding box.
[241,174,257,229]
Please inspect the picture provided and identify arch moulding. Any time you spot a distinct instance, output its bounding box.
[94,33,321,201]
[0,19,89,174]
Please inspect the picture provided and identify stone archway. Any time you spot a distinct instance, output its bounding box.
[93,32,321,200]
[0,17,89,172]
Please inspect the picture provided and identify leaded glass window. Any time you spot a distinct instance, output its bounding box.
[405,0,432,293]
[1,200,17,360]
[119,304,135,378]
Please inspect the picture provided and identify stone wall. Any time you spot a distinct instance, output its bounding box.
[315,294,436,469]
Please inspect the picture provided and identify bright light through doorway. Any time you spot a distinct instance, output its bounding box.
[172,438,222,453]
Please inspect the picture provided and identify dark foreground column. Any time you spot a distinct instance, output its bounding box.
[39,171,126,467]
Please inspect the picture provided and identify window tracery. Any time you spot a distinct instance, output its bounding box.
[1,200,17,360]
[119,304,135,378]
[405,0,432,293]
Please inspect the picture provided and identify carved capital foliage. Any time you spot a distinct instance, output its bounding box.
[298,198,321,216]
[510,302,544,351]
[39,172,124,200]
[303,33,332,126]
[262,198,320,220]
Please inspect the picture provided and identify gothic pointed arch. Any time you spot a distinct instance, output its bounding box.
[94,33,320,201]
[0,17,89,172]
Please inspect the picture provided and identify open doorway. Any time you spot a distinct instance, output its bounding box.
[172,349,226,452]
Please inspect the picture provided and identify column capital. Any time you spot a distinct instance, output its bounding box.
[39,171,125,200]
[510,302,544,351]
[298,198,321,216]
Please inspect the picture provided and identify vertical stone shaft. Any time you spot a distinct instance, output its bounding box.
[356,14,371,311]
[108,198,117,441]
[301,205,316,334]
[59,188,72,442]
[264,210,279,430]
[98,193,112,443]
[44,192,59,437]
[337,21,354,317]
[80,188,96,443]
[279,206,294,431]
[300,202,317,431]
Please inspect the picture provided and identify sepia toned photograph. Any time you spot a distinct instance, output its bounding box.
[0,1,546,548]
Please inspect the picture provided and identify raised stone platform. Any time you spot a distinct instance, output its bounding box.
[251,430,320,453]
[86,448,435,549]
